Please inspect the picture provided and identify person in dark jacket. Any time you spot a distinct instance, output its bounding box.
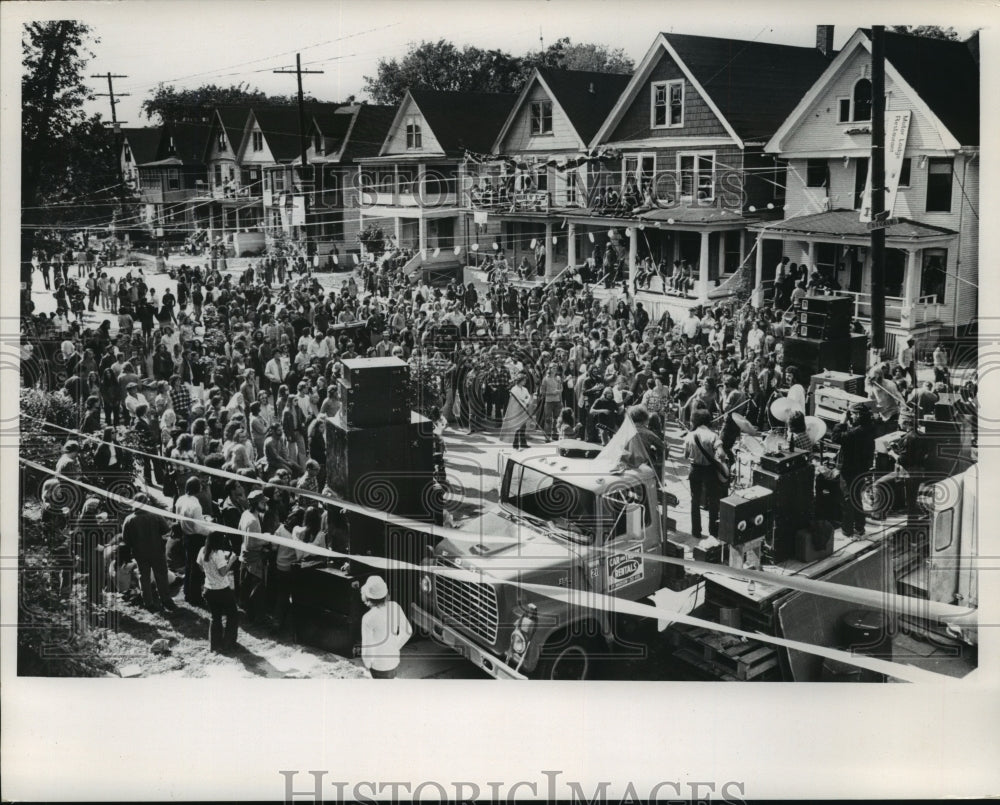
[829,402,877,536]
[122,492,177,613]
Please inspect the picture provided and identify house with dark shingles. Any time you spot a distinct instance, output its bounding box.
[356,89,516,269]
[465,67,632,277]
[135,120,211,240]
[119,127,162,229]
[307,102,396,258]
[757,27,979,348]
[582,29,834,314]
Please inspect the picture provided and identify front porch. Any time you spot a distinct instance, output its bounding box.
[751,210,956,337]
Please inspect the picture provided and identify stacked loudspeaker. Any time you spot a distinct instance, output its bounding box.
[783,293,867,375]
[326,357,435,520]
[752,447,815,563]
[718,485,773,570]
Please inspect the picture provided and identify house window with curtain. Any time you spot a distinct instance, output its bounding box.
[806,159,828,188]
[252,131,263,152]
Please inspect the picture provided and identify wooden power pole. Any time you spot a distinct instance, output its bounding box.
[274,54,324,246]
[92,72,130,132]
[869,26,886,351]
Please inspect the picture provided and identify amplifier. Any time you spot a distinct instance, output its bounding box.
[718,485,773,545]
[338,378,410,427]
[753,465,815,561]
[809,370,865,396]
[339,356,409,390]
[727,536,765,570]
[798,322,849,340]
[759,448,810,474]
[934,399,956,422]
[782,334,867,375]
[799,310,851,328]
[693,541,723,565]
[796,294,853,318]
[794,521,834,563]
[813,386,872,421]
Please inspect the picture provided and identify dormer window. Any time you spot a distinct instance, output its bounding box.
[217,132,227,152]
[123,144,132,163]
[405,117,422,149]
[652,80,684,128]
[530,101,553,135]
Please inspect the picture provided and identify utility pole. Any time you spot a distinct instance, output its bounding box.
[91,72,129,132]
[274,54,324,249]
[869,26,886,351]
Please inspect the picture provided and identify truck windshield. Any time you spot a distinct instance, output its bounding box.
[501,462,598,543]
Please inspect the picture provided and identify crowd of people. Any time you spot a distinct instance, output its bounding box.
[20,234,974,654]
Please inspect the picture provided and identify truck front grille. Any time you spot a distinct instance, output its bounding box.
[434,558,499,646]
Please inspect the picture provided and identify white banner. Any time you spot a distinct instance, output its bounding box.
[859,110,911,223]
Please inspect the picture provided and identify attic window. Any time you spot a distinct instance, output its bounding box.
[252,131,264,152]
[851,78,872,122]
[314,133,323,155]
[123,144,132,163]
[406,117,422,149]
[218,132,227,152]
[530,101,553,135]
[652,80,684,129]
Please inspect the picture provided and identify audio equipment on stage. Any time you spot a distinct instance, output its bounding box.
[794,521,835,562]
[809,370,865,397]
[758,448,810,474]
[753,465,815,562]
[796,293,853,317]
[727,536,765,571]
[718,486,773,546]
[813,386,873,423]
[782,334,867,375]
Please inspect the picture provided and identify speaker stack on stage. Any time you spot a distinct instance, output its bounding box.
[718,485,773,571]
[751,448,815,563]
[782,293,866,376]
[337,357,411,428]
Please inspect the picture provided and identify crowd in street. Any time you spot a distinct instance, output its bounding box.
[19,236,972,657]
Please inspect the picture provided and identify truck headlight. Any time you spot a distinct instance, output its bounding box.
[510,629,527,655]
[420,575,432,594]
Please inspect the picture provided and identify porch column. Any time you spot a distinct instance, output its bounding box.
[567,222,577,269]
[902,247,921,328]
[545,221,555,277]
[698,230,711,301]
[753,234,765,308]
[418,216,427,255]
[394,217,402,248]
[234,207,240,232]
[628,227,638,289]
[803,240,814,267]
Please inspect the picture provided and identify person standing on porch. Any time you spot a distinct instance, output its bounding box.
[899,337,917,389]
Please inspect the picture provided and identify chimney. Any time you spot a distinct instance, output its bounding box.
[816,25,834,57]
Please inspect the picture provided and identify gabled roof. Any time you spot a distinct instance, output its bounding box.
[875,29,979,146]
[387,90,516,156]
[755,209,956,240]
[766,29,980,153]
[252,103,343,162]
[593,31,833,147]
[493,67,631,151]
[157,120,210,165]
[338,104,396,163]
[211,105,254,156]
[120,127,161,165]
[663,33,835,141]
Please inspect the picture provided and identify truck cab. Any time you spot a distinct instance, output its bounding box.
[412,441,669,679]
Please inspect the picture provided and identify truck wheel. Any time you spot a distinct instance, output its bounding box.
[534,639,593,680]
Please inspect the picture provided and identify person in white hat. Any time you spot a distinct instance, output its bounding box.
[360,575,412,679]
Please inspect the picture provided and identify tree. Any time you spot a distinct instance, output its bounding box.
[357,223,387,258]
[141,81,305,124]
[363,40,524,105]
[363,38,635,106]
[525,38,635,74]
[21,21,138,267]
[889,25,960,40]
